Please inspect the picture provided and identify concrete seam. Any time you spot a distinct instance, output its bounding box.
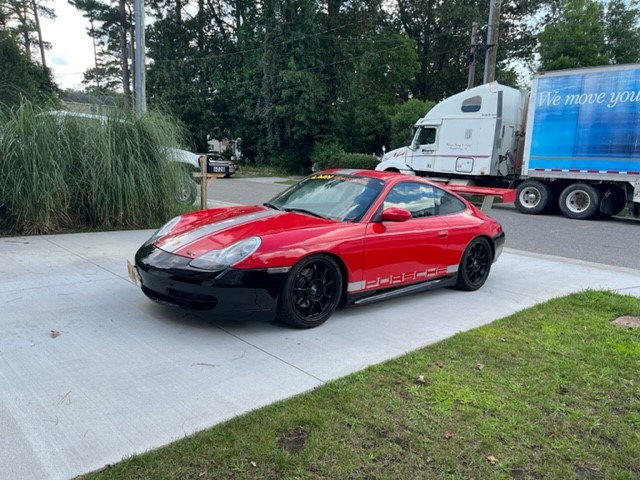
[209,322,326,384]
[42,237,132,284]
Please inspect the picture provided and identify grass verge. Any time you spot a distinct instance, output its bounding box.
[234,164,291,178]
[85,291,640,480]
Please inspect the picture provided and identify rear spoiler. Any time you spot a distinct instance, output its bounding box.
[436,184,516,211]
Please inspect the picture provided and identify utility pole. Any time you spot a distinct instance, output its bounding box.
[134,0,146,118]
[483,0,502,84]
[467,22,478,89]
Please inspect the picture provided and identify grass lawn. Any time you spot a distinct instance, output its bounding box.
[86,291,640,480]
[234,164,293,178]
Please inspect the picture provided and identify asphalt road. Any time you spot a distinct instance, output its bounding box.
[208,176,640,270]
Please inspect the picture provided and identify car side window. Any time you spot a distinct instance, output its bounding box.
[383,182,435,218]
[433,187,466,215]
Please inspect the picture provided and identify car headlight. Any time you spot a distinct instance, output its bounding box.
[144,216,181,245]
[189,236,261,271]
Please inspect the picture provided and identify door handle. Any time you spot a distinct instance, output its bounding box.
[437,230,448,238]
[422,149,435,153]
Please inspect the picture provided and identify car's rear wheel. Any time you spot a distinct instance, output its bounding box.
[455,237,493,291]
[278,255,343,328]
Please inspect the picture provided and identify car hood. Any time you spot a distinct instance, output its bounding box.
[154,205,336,258]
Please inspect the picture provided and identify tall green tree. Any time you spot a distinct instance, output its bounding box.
[396,0,554,100]
[70,0,133,106]
[539,0,608,70]
[605,0,640,64]
[0,29,57,107]
[1,0,55,66]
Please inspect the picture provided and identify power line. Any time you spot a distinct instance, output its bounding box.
[149,23,476,66]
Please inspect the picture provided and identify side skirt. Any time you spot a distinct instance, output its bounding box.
[346,274,457,307]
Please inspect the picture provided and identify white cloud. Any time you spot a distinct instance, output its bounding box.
[40,0,95,90]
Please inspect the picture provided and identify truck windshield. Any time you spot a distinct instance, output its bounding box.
[267,173,385,222]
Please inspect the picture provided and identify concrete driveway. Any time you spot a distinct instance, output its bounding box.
[1,230,639,480]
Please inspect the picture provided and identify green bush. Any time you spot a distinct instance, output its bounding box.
[389,99,436,149]
[311,140,380,171]
[0,102,185,234]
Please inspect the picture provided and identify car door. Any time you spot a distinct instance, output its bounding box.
[362,181,451,291]
[409,126,439,173]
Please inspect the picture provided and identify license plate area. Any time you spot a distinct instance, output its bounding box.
[127,260,141,286]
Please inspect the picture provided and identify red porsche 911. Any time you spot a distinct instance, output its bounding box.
[133,170,506,328]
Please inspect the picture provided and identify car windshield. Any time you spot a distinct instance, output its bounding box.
[267,173,385,222]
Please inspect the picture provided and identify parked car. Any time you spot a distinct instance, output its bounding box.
[206,153,237,178]
[131,170,506,328]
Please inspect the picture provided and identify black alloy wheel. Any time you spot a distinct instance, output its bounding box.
[278,255,343,328]
[455,237,493,291]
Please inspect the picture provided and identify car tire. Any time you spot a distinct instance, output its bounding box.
[559,183,601,220]
[515,180,553,214]
[455,237,493,291]
[176,172,197,205]
[277,254,343,328]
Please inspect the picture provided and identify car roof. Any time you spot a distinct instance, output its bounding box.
[320,169,441,186]
[321,168,403,181]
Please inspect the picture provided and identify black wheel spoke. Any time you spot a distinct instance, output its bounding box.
[288,259,340,320]
[465,242,490,284]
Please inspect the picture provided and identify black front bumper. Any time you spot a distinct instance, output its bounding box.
[135,244,287,319]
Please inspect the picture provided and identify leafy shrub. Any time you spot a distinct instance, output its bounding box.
[0,101,185,234]
[389,99,436,149]
[311,140,380,171]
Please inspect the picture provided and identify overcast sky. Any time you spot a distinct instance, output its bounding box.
[41,0,97,90]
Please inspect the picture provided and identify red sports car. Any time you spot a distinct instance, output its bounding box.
[134,170,506,328]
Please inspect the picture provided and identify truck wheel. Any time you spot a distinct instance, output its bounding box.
[176,172,197,205]
[515,180,553,214]
[559,183,601,220]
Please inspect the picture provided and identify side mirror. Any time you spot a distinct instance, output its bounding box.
[380,207,411,222]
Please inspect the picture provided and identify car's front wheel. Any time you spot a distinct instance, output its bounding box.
[455,237,493,291]
[278,255,343,328]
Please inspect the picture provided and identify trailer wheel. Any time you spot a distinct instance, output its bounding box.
[515,180,553,214]
[559,183,601,220]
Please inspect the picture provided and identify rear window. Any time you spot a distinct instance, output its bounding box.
[434,187,466,215]
[461,95,482,113]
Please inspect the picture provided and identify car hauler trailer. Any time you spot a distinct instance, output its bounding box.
[376,64,640,220]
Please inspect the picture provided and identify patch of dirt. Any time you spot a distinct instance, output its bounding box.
[575,464,603,480]
[612,316,640,329]
[276,427,307,454]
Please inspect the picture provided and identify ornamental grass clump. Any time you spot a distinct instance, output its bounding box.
[0,101,184,234]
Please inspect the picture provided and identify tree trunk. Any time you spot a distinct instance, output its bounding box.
[118,0,131,107]
[22,3,31,59]
[31,0,46,68]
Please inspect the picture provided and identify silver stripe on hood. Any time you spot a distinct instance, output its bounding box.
[159,209,281,253]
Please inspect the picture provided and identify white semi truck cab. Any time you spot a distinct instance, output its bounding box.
[377,64,640,220]
[379,82,526,179]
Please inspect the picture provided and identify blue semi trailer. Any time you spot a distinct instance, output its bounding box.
[376,64,640,220]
